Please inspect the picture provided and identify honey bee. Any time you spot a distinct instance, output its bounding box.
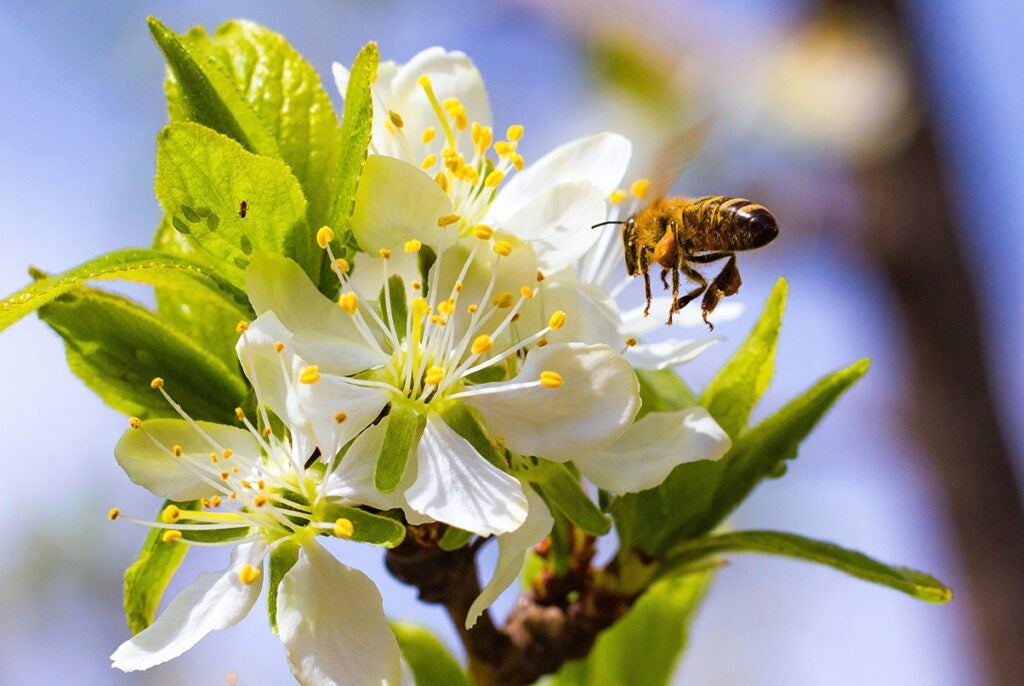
[595,127,778,329]
[238,200,248,218]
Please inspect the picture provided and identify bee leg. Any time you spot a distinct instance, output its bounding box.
[701,254,741,330]
[642,270,652,316]
[689,251,732,264]
[660,269,671,290]
[671,265,707,324]
[667,267,681,324]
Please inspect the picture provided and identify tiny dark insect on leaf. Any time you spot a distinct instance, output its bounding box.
[238,200,248,219]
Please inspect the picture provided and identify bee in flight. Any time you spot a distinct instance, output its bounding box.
[594,126,778,329]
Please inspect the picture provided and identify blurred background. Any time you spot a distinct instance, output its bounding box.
[2,1,1022,684]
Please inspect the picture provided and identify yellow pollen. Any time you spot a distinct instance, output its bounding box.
[540,370,564,389]
[421,153,438,170]
[316,226,335,249]
[494,141,514,157]
[454,281,464,292]
[210,495,222,507]
[467,304,479,314]
[234,407,245,421]
[210,452,218,465]
[262,427,272,438]
[334,258,350,275]
[107,507,120,521]
[129,417,142,429]
[631,178,651,200]
[258,479,265,490]
[172,445,183,458]
[412,280,422,290]
[438,213,461,227]
[335,411,348,423]
[537,338,549,347]
[457,166,479,183]
[232,466,240,474]
[235,320,249,334]
[610,189,628,204]
[162,530,182,544]
[274,341,286,353]
[435,172,449,192]
[404,239,422,253]
[220,469,231,480]
[229,491,237,500]
[379,248,392,259]
[417,75,432,89]
[492,292,515,308]
[300,365,321,385]
[472,335,494,355]
[493,241,512,257]
[238,564,261,585]
[338,293,358,314]
[549,311,567,330]
[625,336,638,347]
[150,377,164,389]
[240,480,251,490]
[506,124,525,141]
[421,127,436,144]
[222,449,233,459]
[438,300,455,316]
[430,314,447,326]
[472,224,494,240]
[161,505,181,523]
[476,126,493,153]
[333,518,355,538]
[484,170,505,188]
[520,286,534,299]
[510,153,525,171]
[388,110,404,128]
[253,495,268,507]
[201,498,210,507]
[424,366,445,386]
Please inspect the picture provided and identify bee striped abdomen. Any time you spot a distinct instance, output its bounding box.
[683,196,779,252]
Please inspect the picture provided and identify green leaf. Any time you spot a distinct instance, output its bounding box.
[320,503,407,548]
[664,530,952,603]
[0,248,248,334]
[392,622,469,686]
[375,402,423,493]
[268,540,300,632]
[123,499,195,634]
[38,286,248,424]
[547,569,715,686]
[636,368,696,418]
[698,277,787,437]
[149,17,278,157]
[155,122,311,282]
[524,461,610,536]
[438,526,474,551]
[379,275,409,340]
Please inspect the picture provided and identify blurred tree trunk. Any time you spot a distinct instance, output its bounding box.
[830,1,1024,684]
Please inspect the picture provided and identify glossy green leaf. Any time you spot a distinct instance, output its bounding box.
[268,540,300,632]
[664,530,952,603]
[0,249,248,334]
[698,277,787,437]
[392,622,469,686]
[155,122,311,282]
[525,461,610,536]
[319,503,407,548]
[38,286,248,423]
[123,499,196,634]
[149,17,278,157]
[375,402,422,493]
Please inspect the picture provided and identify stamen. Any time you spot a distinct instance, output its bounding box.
[253,495,268,507]
[379,248,392,259]
[472,224,494,240]
[333,518,354,538]
[509,153,525,171]
[484,170,505,188]
[108,507,121,521]
[235,321,249,334]
[472,335,494,355]
[129,417,142,429]
[506,124,525,142]
[549,311,567,330]
[421,127,436,144]
[610,189,628,204]
[388,110,404,128]
[300,366,321,385]
[150,377,164,389]
[438,214,461,228]
[334,258,350,275]
[339,293,359,314]
[421,153,438,170]
[274,341,286,353]
[493,241,512,257]
[520,286,534,299]
[335,411,348,423]
[631,178,651,200]
[404,239,422,253]
[317,226,335,249]
[238,564,261,585]
[161,505,181,523]
[172,445,183,458]
[162,530,182,543]
[540,371,564,389]
[492,292,515,308]
[625,336,638,347]
[424,366,445,386]
[417,75,457,150]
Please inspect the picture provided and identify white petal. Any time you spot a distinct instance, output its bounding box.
[405,415,527,537]
[115,419,259,501]
[463,343,639,461]
[621,298,745,336]
[489,133,631,219]
[293,374,390,459]
[579,407,732,494]
[351,155,453,253]
[491,181,607,273]
[111,542,265,671]
[625,338,720,370]
[466,489,552,628]
[517,278,621,348]
[277,540,402,686]
[236,311,296,422]
[245,254,382,375]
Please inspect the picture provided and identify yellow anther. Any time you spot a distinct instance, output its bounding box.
[435,171,449,192]
[201,498,210,508]
[274,341,286,353]
[625,336,638,347]
[339,292,359,314]
[454,114,468,131]
[438,214,461,227]
[253,495,268,507]
[316,226,335,249]
[610,189,628,204]
[300,365,321,385]
[506,124,525,142]
[457,166,479,183]
[548,311,567,330]
[630,178,651,200]
[540,370,564,389]
[412,297,431,319]
[388,110,404,128]
[430,314,447,326]
[258,479,265,490]
[417,75,433,89]
[476,126,493,153]
[334,258,350,275]
[493,241,512,256]
[471,121,481,144]
[421,127,436,144]
[438,299,455,316]
[129,417,142,430]
[454,281,464,293]
[161,505,181,523]
[520,286,534,299]
[484,170,505,188]
[492,292,515,308]
[536,270,546,282]
[424,366,445,386]
[335,411,348,424]
[442,96,462,112]
[235,407,245,421]
[210,452,218,465]
[228,491,237,500]
[333,518,355,538]
[238,564,261,585]
[379,248,392,259]
[536,338,549,347]
[420,153,438,170]
[467,304,479,314]
[412,280,423,290]
[172,445,183,458]
[235,320,249,334]
[232,466,240,474]
[222,449,233,459]
[220,469,231,480]
[107,507,121,521]
[471,335,494,355]
[472,224,494,240]
[494,141,514,157]
[162,530,182,544]
[150,377,164,389]
[240,480,252,490]
[509,153,525,171]
[210,495,222,507]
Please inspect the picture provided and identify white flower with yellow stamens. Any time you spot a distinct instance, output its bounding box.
[108,372,402,685]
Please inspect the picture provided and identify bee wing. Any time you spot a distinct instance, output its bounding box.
[645,119,711,201]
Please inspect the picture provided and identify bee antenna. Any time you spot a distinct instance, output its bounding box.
[591,220,624,229]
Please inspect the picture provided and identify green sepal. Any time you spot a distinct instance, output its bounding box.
[663,530,952,603]
[180,525,251,544]
[123,499,196,634]
[268,540,300,633]
[635,368,697,418]
[379,275,408,341]
[439,403,507,469]
[523,461,610,535]
[392,622,470,686]
[319,503,407,548]
[438,526,474,551]
[375,402,423,493]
